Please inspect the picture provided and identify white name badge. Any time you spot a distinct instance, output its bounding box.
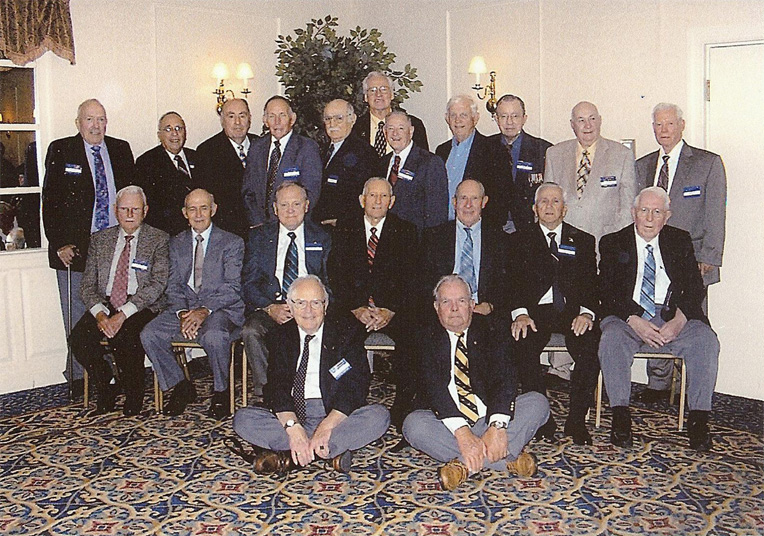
[516,161,533,172]
[131,260,149,271]
[329,358,352,380]
[683,186,701,198]
[65,164,82,175]
[283,168,301,179]
[306,243,323,252]
[398,169,415,181]
[559,245,576,256]
[327,175,339,185]
[600,176,617,188]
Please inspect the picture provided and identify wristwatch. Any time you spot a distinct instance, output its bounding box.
[489,420,508,430]
[284,419,299,429]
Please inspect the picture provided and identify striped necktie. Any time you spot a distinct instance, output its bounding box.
[373,121,387,158]
[657,155,670,190]
[175,155,190,178]
[454,333,480,426]
[388,155,400,186]
[282,231,298,297]
[639,244,657,319]
[459,227,476,296]
[266,139,281,209]
[576,150,591,199]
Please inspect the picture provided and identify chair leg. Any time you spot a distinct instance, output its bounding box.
[678,360,687,431]
[669,359,679,406]
[229,342,236,414]
[153,369,162,414]
[83,370,90,408]
[595,372,603,429]
[242,345,248,408]
[367,349,374,373]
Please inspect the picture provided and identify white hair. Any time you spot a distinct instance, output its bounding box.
[534,182,567,205]
[116,185,147,205]
[652,102,684,122]
[634,186,670,211]
[446,94,478,116]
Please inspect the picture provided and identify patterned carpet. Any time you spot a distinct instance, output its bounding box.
[1,358,762,536]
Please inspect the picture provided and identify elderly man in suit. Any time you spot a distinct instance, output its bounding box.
[403,275,549,491]
[42,98,135,386]
[70,186,168,416]
[508,182,600,445]
[135,112,196,236]
[599,187,719,451]
[313,99,378,227]
[379,111,448,232]
[634,103,727,405]
[328,177,418,428]
[435,95,493,222]
[195,98,257,238]
[233,275,390,474]
[243,96,322,228]
[141,188,245,419]
[545,101,637,247]
[241,182,331,402]
[352,71,429,157]
[488,95,553,233]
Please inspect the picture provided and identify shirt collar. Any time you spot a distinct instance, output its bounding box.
[165,147,186,162]
[458,218,482,233]
[660,139,684,159]
[539,222,562,237]
[272,130,293,149]
[364,215,386,235]
[394,140,414,161]
[228,135,250,153]
[634,227,660,249]
[452,129,476,147]
[119,225,141,240]
[193,223,213,242]
[279,221,304,238]
[299,322,325,344]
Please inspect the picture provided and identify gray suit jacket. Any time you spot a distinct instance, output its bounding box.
[545,137,637,245]
[636,142,726,285]
[81,223,169,313]
[165,225,245,326]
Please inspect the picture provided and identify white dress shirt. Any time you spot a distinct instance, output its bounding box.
[91,226,142,319]
[652,140,684,193]
[186,224,213,289]
[275,223,308,294]
[385,140,414,177]
[295,324,325,400]
[633,230,671,308]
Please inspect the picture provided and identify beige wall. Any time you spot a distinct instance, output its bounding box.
[3,0,761,398]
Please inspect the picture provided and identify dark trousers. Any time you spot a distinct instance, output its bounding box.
[70,307,156,404]
[512,305,600,422]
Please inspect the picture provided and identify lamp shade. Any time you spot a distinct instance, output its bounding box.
[212,62,230,80]
[236,62,254,80]
[468,56,488,75]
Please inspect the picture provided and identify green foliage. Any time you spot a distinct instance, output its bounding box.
[275,15,423,141]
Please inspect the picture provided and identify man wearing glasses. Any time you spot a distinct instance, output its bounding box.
[135,112,197,236]
[241,182,331,404]
[352,71,429,157]
[233,275,390,474]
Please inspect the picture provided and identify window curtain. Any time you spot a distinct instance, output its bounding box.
[0,0,75,65]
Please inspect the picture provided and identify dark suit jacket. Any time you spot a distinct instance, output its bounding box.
[42,134,135,271]
[418,315,516,420]
[242,220,331,313]
[165,225,245,326]
[486,131,552,230]
[421,220,509,313]
[264,316,370,417]
[80,223,169,314]
[508,222,597,318]
[195,131,258,238]
[598,224,707,324]
[135,145,197,237]
[328,213,418,314]
[435,129,494,188]
[242,133,323,227]
[313,134,378,225]
[636,142,726,285]
[378,145,448,231]
[352,110,429,151]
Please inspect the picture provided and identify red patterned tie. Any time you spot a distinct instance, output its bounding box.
[388,155,400,186]
[110,235,133,309]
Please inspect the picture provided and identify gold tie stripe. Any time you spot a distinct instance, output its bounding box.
[454,333,480,425]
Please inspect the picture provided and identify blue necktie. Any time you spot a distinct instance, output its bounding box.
[282,231,298,297]
[91,145,110,231]
[459,227,476,296]
[640,244,657,319]
[548,232,565,312]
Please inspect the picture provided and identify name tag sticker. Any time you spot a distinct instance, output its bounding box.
[65,164,82,175]
[559,245,576,256]
[305,242,323,252]
[131,260,149,271]
[398,169,415,181]
[600,176,617,187]
[327,175,339,185]
[683,186,701,198]
[516,161,533,171]
[329,358,352,380]
[283,168,300,179]
[189,164,195,170]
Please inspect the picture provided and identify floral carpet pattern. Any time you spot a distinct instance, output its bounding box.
[0,359,762,535]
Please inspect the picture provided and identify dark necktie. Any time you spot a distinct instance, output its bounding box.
[577,150,591,199]
[266,139,281,208]
[657,155,670,191]
[548,231,565,312]
[238,144,247,168]
[373,121,387,158]
[175,155,190,178]
[324,144,335,167]
[282,231,298,296]
[91,145,110,231]
[459,227,476,296]
[193,234,204,292]
[292,333,315,423]
[507,143,515,180]
[367,227,378,269]
[388,155,400,186]
[110,235,133,309]
[454,333,479,426]
[640,244,657,319]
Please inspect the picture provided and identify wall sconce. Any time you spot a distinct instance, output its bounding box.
[212,62,255,114]
[468,56,497,114]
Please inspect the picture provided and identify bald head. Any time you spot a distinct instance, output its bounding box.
[570,101,601,148]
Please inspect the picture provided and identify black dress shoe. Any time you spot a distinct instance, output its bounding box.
[534,415,557,442]
[163,379,197,416]
[610,406,633,448]
[564,419,592,445]
[207,390,231,420]
[688,410,713,452]
[88,383,119,417]
[634,388,670,405]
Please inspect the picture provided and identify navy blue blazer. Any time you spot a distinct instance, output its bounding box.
[352,110,429,151]
[435,129,494,188]
[242,133,323,227]
[242,220,331,313]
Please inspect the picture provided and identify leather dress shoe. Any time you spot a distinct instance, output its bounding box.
[253,450,296,474]
[688,410,713,452]
[635,388,670,405]
[610,406,633,448]
[564,419,592,445]
[207,390,231,420]
[534,415,557,442]
[88,383,119,417]
[330,451,353,473]
[163,380,197,416]
[123,398,143,417]
[439,459,469,491]
[507,451,538,478]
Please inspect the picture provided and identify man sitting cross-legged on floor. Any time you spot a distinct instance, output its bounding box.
[403,274,549,491]
[233,275,390,474]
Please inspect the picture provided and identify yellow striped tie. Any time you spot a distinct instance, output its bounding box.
[454,333,480,425]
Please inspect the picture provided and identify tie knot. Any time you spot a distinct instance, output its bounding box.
[175,154,182,162]
[508,143,513,152]
[646,244,653,253]
[583,150,589,156]
[125,234,133,243]
[663,155,670,163]
[287,231,296,240]
[91,145,101,154]
[464,226,472,236]
[394,155,400,164]
[456,332,464,340]
[378,121,385,128]
[547,231,556,241]
[196,234,204,244]
[274,139,281,148]
[304,334,314,345]
[371,227,377,236]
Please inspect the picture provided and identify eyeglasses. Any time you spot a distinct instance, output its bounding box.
[289,298,327,310]
[161,125,185,133]
[323,114,346,123]
[367,86,391,95]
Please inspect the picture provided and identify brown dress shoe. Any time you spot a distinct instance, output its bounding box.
[506,451,538,478]
[253,450,296,474]
[330,451,353,473]
[439,459,469,491]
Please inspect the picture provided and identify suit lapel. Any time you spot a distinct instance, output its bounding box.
[670,143,694,198]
